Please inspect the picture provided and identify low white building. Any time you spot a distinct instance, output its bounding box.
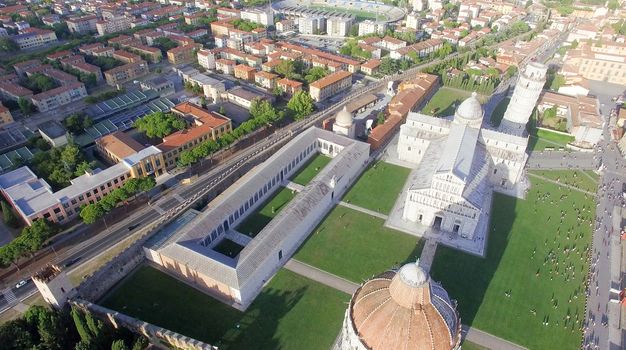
[358,20,386,36]
[240,7,273,26]
[145,127,370,308]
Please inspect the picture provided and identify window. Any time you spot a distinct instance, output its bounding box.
[278,250,283,260]
[86,192,92,198]
[53,208,61,214]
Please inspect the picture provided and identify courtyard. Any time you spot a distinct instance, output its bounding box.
[294,205,422,283]
[235,187,297,237]
[213,238,245,258]
[430,175,594,349]
[101,266,349,350]
[289,153,332,186]
[342,161,411,214]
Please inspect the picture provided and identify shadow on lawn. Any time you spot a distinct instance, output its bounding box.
[430,193,516,327]
[217,286,306,350]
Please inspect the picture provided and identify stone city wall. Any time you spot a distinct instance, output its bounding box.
[70,298,217,350]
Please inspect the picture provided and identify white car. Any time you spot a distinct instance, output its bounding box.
[15,279,29,289]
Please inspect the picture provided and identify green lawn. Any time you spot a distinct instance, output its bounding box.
[527,112,575,151]
[101,266,349,350]
[430,174,594,350]
[213,239,245,258]
[490,97,510,127]
[421,88,472,117]
[290,154,332,186]
[295,206,422,283]
[461,341,489,350]
[342,161,410,214]
[236,187,297,237]
[529,169,598,193]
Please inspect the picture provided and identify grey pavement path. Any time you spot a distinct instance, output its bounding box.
[284,259,358,295]
[285,259,527,350]
[338,201,388,220]
[461,326,528,350]
[527,172,597,196]
[284,181,305,192]
[418,239,438,274]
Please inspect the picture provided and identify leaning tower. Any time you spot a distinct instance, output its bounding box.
[499,62,548,136]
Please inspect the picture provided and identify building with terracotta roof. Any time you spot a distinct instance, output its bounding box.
[67,15,97,34]
[31,82,87,113]
[309,70,352,102]
[390,39,443,60]
[12,28,57,50]
[388,73,439,120]
[113,50,142,64]
[0,82,33,101]
[96,131,145,164]
[124,42,163,63]
[167,44,201,65]
[104,61,149,86]
[161,102,232,168]
[360,59,381,75]
[234,64,257,82]
[277,78,303,95]
[334,262,461,350]
[254,71,279,89]
[562,41,626,85]
[96,16,131,36]
[536,91,603,146]
[216,58,236,75]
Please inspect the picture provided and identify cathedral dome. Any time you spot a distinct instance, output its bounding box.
[347,262,461,350]
[454,92,483,127]
[335,106,353,128]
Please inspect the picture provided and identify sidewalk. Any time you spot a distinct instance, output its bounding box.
[337,202,388,220]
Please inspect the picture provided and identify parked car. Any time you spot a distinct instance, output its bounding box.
[15,279,30,289]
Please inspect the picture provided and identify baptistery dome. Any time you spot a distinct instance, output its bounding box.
[454,92,484,127]
[334,262,461,350]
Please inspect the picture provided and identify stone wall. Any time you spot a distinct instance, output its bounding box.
[70,299,217,350]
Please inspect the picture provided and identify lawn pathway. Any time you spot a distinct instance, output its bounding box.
[527,172,597,196]
[338,201,389,220]
[285,258,527,350]
[284,259,359,295]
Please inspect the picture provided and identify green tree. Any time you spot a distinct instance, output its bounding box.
[71,307,91,343]
[0,37,18,52]
[133,112,186,138]
[250,99,279,124]
[274,60,295,78]
[1,200,19,228]
[549,74,566,91]
[23,73,58,93]
[377,111,385,125]
[379,57,399,75]
[218,106,226,115]
[304,67,329,84]
[137,177,156,193]
[79,204,104,225]
[61,144,80,170]
[287,90,315,120]
[131,337,148,350]
[112,339,129,350]
[18,97,35,115]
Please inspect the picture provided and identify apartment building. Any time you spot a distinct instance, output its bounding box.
[0,82,33,101]
[360,59,381,75]
[67,15,98,34]
[309,70,352,102]
[216,58,236,75]
[113,50,142,63]
[277,78,303,95]
[358,20,386,36]
[96,16,132,36]
[160,102,232,168]
[31,82,87,113]
[12,28,57,50]
[234,64,257,81]
[104,60,149,86]
[167,44,201,64]
[197,48,217,70]
[298,16,326,34]
[124,43,162,63]
[240,7,273,26]
[390,38,443,59]
[227,86,275,109]
[254,71,278,89]
[326,16,353,37]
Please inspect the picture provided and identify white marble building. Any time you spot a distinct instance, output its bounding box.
[397,92,529,239]
[333,106,356,138]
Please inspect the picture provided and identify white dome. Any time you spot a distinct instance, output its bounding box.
[454,92,483,125]
[335,106,353,128]
[398,261,428,287]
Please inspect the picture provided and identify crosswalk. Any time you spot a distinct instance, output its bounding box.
[3,288,17,304]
